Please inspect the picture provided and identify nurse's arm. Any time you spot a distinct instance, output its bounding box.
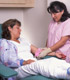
[50,36,70,51]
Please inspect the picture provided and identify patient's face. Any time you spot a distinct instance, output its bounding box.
[9,24,21,39]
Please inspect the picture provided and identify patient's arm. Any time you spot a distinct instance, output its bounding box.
[31,44,38,55]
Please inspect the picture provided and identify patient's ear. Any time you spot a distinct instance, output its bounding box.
[8,26,12,32]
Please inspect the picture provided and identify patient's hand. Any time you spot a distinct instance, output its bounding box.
[23,59,35,65]
[56,52,66,59]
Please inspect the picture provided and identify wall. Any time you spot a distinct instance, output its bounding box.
[22,0,50,47]
[0,0,50,47]
[0,8,24,24]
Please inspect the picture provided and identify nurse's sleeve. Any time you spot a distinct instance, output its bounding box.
[62,21,70,37]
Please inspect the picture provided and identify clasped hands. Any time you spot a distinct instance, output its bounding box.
[36,48,66,59]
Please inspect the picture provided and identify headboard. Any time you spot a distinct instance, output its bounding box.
[0,24,2,39]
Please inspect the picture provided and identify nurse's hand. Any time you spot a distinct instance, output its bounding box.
[23,59,35,65]
[56,52,66,59]
[37,48,52,58]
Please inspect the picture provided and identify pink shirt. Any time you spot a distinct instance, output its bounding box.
[47,18,70,62]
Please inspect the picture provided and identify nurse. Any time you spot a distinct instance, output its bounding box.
[38,1,70,63]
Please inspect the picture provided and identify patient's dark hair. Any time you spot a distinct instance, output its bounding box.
[47,1,70,22]
[2,19,21,40]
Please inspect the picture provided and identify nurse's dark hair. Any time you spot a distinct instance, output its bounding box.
[2,19,21,40]
[47,1,70,22]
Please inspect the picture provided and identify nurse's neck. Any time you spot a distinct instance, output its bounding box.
[57,21,61,24]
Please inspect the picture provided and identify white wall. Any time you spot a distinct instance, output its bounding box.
[22,0,50,47]
[0,8,24,24]
[0,0,50,47]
